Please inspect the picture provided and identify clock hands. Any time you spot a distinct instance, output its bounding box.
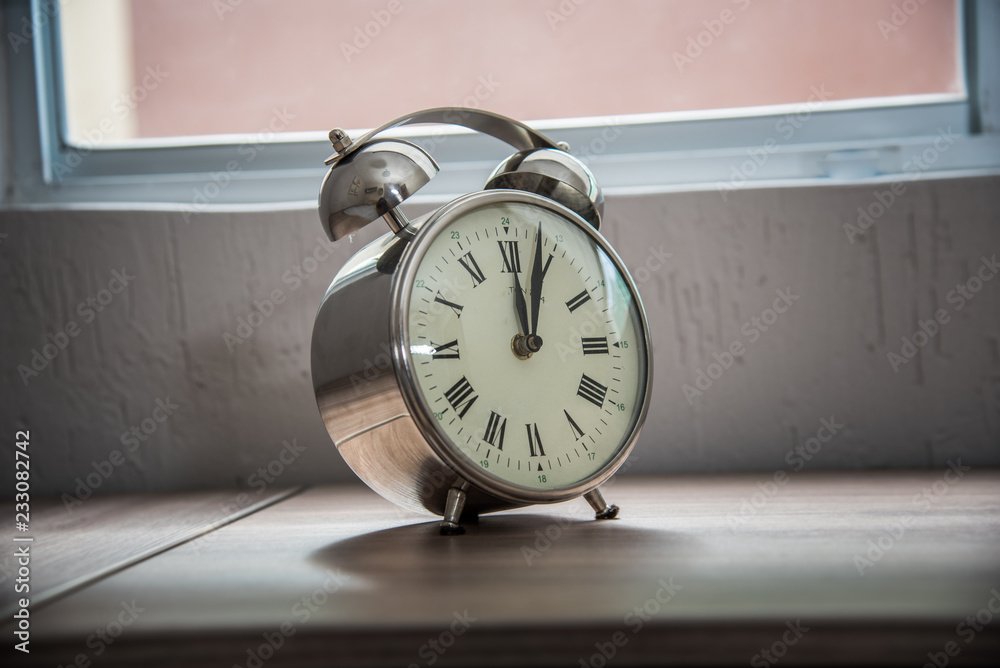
[529,221,555,338]
[513,221,554,359]
[511,260,539,359]
[529,220,544,344]
[512,269,530,337]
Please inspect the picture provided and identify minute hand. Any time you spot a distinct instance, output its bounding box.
[529,221,553,337]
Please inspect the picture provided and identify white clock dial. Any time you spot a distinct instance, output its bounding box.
[400,195,649,493]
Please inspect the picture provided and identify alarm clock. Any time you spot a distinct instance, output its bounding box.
[311,108,652,534]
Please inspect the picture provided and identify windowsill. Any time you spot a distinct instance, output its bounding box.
[10,471,1000,666]
[3,162,999,215]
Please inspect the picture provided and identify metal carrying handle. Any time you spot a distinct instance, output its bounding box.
[324,107,561,164]
[318,107,601,241]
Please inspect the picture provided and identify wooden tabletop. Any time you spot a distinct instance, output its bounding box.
[5,471,1000,666]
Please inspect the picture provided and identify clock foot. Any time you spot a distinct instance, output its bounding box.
[440,485,469,535]
[584,489,620,520]
[439,522,465,536]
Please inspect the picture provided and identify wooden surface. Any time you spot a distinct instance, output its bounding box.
[7,472,1000,666]
[0,487,300,618]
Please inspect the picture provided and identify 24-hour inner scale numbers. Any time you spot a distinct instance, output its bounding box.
[404,200,647,491]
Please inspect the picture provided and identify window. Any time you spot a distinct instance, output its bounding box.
[2,0,998,207]
[60,0,963,140]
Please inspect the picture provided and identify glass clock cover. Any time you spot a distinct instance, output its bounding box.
[396,193,649,496]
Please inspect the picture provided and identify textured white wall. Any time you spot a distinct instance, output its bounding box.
[1,175,998,497]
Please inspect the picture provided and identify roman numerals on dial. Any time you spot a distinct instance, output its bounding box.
[431,339,460,359]
[582,336,609,355]
[566,289,592,313]
[444,376,478,419]
[458,251,486,287]
[434,292,464,318]
[526,423,546,457]
[541,253,554,279]
[577,373,608,408]
[497,240,521,273]
[564,410,585,440]
[406,206,646,493]
[484,411,507,449]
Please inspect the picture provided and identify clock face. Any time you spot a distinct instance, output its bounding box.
[396,192,650,497]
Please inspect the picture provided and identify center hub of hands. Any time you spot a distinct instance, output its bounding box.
[512,332,543,359]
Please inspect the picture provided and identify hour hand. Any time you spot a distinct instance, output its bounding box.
[513,270,529,335]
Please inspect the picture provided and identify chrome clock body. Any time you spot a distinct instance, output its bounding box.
[310,109,653,534]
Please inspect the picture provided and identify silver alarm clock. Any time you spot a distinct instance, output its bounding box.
[311,108,652,534]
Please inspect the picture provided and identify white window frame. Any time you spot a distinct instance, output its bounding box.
[1,0,998,211]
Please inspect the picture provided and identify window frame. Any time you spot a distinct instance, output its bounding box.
[2,0,998,211]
